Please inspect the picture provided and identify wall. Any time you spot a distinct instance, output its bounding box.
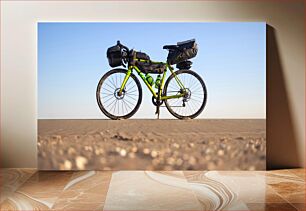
[1,0,304,168]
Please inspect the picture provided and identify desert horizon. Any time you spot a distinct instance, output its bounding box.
[38,119,266,170]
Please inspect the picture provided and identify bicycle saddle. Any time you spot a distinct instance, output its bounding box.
[163,45,178,50]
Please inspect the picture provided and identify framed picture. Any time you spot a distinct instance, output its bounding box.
[38,22,266,170]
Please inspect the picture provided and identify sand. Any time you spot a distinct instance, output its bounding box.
[38,119,266,170]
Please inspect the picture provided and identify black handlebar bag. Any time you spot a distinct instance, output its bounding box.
[107,45,123,67]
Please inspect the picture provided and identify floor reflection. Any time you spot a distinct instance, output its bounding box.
[0,169,304,210]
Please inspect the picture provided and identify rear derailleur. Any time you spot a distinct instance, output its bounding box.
[181,88,191,107]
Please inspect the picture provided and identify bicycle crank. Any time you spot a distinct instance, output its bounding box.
[152,96,164,106]
[152,95,163,119]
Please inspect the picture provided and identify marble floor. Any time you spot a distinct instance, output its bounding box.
[0,169,304,210]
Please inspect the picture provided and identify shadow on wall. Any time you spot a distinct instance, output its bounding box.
[266,25,299,169]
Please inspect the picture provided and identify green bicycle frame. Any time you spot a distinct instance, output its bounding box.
[119,60,186,100]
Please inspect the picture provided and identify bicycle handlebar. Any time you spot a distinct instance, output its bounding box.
[117,40,129,52]
[116,40,129,67]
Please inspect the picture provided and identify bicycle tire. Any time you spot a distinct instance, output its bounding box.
[96,68,142,120]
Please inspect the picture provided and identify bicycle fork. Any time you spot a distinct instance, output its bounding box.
[118,68,132,96]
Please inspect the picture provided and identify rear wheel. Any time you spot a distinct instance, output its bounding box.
[96,68,142,119]
[163,69,207,119]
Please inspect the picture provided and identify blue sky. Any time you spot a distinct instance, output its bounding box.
[38,22,266,119]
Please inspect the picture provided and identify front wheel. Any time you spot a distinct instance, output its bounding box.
[163,69,207,119]
[96,68,142,119]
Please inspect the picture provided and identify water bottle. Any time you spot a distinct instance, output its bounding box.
[145,73,154,86]
[155,74,161,89]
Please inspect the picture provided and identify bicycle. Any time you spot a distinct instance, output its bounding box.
[96,39,207,119]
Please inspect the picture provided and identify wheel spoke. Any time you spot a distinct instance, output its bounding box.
[105,98,117,110]
[125,93,138,96]
[112,99,118,113]
[115,74,118,87]
[124,98,135,107]
[103,95,115,104]
[104,83,115,92]
[109,76,117,89]
[122,99,129,112]
[101,94,114,101]
[101,93,113,97]
[126,79,133,88]
[127,89,138,94]
[125,95,137,101]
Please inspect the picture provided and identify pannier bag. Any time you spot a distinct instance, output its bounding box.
[136,61,166,74]
[107,45,123,67]
[167,39,198,65]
